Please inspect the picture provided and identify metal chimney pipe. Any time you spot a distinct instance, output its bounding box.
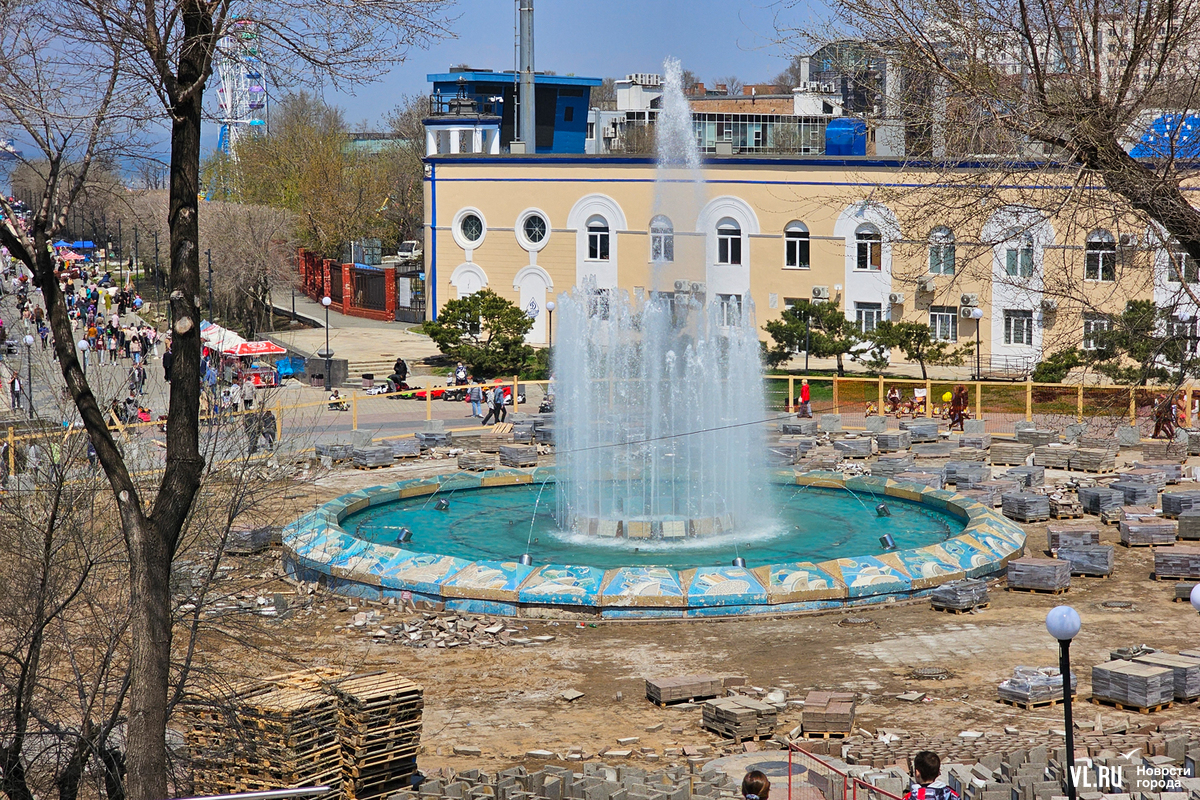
[519,0,535,154]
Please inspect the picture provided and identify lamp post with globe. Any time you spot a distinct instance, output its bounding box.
[1046,606,1081,800]
[320,296,333,392]
[77,339,90,378]
[546,301,555,349]
[22,334,33,419]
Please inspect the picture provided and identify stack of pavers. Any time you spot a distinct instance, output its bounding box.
[1055,544,1114,577]
[1161,490,1200,518]
[902,420,940,443]
[335,673,424,800]
[1078,486,1124,515]
[1033,445,1075,470]
[701,695,777,743]
[479,427,513,452]
[782,420,819,436]
[1090,660,1175,710]
[894,470,943,490]
[872,453,915,479]
[1047,493,1084,519]
[416,431,451,450]
[1142,438,1188,460]
[767,441,800,466]
[1119,515,1177,546]
[499,444,538,468]
[929,578,989,612]
[1016,428,1059,446]
[952,446,989,462]
[352,444,395,469]
[834,437,873,458]
[1131,651,1200,702]
[390,439,421,459]
[644,675,723,706]
[875,430,912,453]
[1004,465,1045,487]
[960,478,1022,508]
[1071,447,1117,473]
[1154,545,1200,579]
[991,440,1034,466]
[1046,525,1100,553]
[1119,467,1168,492]
[800,691,856,737]
[315,442,354,462]
[782,437,820,460]
[511,420,539,443]
[1179,510,1200,540]
[1002,492,1050,523]
[943,461,990,486]
[960,433,991,450]
[1109,479,1157,506]
[997,666,1077,708]
[1006,557,1070,593]
[1138,460,1184,484]
[457,452,498,471]
[534,424,554,445]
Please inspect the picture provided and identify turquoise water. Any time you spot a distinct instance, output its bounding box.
[340,483,961,570]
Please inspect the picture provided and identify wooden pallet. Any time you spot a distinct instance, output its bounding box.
[998,693,1076,710]
[800,730,850,739]
[1089,697,1173,714]
[704,730,775,744]
[353,463,393,471]
[1006,586,1069,595]
[1073,572,1112,579]
[1074,467,1117,474]
[1050,511,1085,520]
[491,423,513,434]
[651,694,719,707]
[1152,573,1200,581]
[931,602,990,614]
[1121,541,1162,548]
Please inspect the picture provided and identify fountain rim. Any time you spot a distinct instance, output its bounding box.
[282,468,1027,619]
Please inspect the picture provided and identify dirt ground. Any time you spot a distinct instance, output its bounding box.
[202,459,1200,774]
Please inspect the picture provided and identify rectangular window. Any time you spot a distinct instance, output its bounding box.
[651,231,674,262]
[588,229,610,261]
[1004,309,1034,345]
[783,297,805,311]
[1005,246,1034,277]
[587,122,595,139]
[716,294,742,327]
[785,233,810,269]
[1085,243,1117,281]
[929,243,955,275]
[857,238,882,271]
[563,105,575,123]
[856,302,882,334]
[1169,247,1199,282]
[717,230,742,265]
[1082,313,1111,350]
[929,306,959,341]
[1172,316,1199,354]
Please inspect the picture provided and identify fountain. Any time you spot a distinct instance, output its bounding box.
[553,59,771,540]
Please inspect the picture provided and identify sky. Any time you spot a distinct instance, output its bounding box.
[202,0,816,147]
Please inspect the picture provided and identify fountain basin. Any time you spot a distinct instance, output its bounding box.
[282,469,1026,619]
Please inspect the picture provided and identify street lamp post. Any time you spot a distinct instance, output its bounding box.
[77,339,90,378]
[321,296,332,392]
[545,301,555,349]
[1046,606,1081,800]
[23,334,33,419]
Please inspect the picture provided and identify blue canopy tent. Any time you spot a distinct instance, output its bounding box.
[52,239,70,247]
[1130,113,1200,160]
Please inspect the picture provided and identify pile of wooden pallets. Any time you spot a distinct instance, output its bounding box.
[1056,545,1114,577]
[1161,491,1200,518]
[1071,447,1117,473]
[352,445,395,469]
[991,441,1034,466]
[701,696,777,743]
[872,453,915,479]
[390,439,421,459]
[1154,546,1200,579]
[1110,481,1157,505]
[1118,468,1167,491]
[1006,557,1070,593]
[1120,518,1178,546]
[335,673,424,800]
[645,675,723,706]
[875,431,912,453]
[457,452,497,472]
[1090,660,1175,711]
[498,444,538,467]
[1079,486,1125,514]
[800,691,856,737]
[1034,445,1075,469]
[894,470,943,490]
[1047,525,1100,552]
[943,461,990,485]
[1131,652,1200,701]
[1004,465,1046,487]
[997,666,1076,708]
[1048,494,1084,519]
[960,434,991,449]
[1002,492,1050,522]
[930,579,989,612]
[1179,510,1200,540]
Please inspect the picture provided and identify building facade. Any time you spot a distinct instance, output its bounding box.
[422,153,1194,373]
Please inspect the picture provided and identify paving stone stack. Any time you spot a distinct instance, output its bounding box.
[1142,438,1188,460]
[416,431,452,449]
[1006,557,1070,591]
[1071,447,1117,473]
[316,442,355,461]
[1120,517,1178,546]
[534,425,555,444]
[1046,525,1101,551]
[875,431,912,453]
[1139,460,1185,483]
[1047,494,1084,519]
[335,673,424,800]
[929,578,989,611]
[962,479,1022,507]
[1033,445,1075,469]
[390,439,422,458]
[834,438,873,458]
[1132,652,1200,701]
[353,445,396,468]
[1177,582,1199,602]
[782,437,820,459]
[1179,510,1200,540]
[894,470,944,490]
[766,442,798,466]
[943,461,991,485]
[1016,429,1060,447]
[512,422,539,444]
[997,666,1077,705]
[226,524,275,556]
[1091,660,1175,708]
[782,420,819,436]
[990,441,1033,466]
[1002,492,1051,523]
[644,675,723,706]
[952,446,990,462]
[458,452,498,471]
[1119,468,1168,491]
[479,431,514,452]
[499,445,539,468]
[1154,546,1200,579]
[1004,466,1045,487]
[902,421,940,443]
[872,453,916,479]
[390,764,743,800]
[701,696,777,743]
[800,691,856,736]
[1078,486,1125,514]
[960,433,992,449]
[1162,492,1200,518]
[1055,545,1114,577]
[1110,480,1157,506]
[1186,429,1200,456]
[800,448,842,471]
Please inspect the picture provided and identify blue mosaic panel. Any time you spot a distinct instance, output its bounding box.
[518,564,606,606]
[682,566,769,607]
[891,546,966,589]
[600,567,685,607]
[766,561,847,603]
[375,552,471,594]
[820,554,913,598]
[916,537,997,578]
[440,560,536,601]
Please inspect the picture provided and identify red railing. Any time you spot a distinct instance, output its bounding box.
[788,742,904,800]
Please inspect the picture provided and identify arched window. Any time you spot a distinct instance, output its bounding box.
[717,218,742,265]
[587,215,610,261]
[929,226,955,275]
[855,223,881,271]
[784,221,810,269]
[1003,228,1035,278]
[650,215,674,262]
[1085,230,1116,282]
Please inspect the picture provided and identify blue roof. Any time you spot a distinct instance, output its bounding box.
[1130,113,1200,159]
[427,71,601,87]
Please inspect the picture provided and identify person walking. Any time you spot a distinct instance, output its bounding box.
[261,410,277,451]
[242,376,256,410]
[9,372,21,410]
[228,379,242,413]
[948,384,969,432]
[903,752,957,800]
[244,410,262,455]
[468,381,483,418]
[799,378,812,418]
[481,385,501,426]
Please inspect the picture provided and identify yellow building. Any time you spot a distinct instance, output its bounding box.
[423,154,1185,374]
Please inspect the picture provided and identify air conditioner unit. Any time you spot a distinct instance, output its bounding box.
[812,285,830,299]
[888,292,905,304]
[960,293,979,307]
[1041,297,1058,311]
[674,280,688,292]
[960,307,976,319]
[917,276,936,293]
[1119,233,1138,247]
[690,281,705,294]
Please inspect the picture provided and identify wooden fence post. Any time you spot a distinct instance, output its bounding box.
[275,401,283,441]
[7,427,13,475]
[1188,387,1194,429]
[832,378,840,415]
[513,375,519,415]
[351,392,358,431]
[974,382,982,420]
[1129,386,1136,426]
[788,376,794,413]
[924,379,932,418]
[877,375,885,415]
[1025,380,1033,422]
[1077,385,1084,423]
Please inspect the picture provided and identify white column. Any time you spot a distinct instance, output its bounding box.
[471,127,483,153]
[487,129,501,154]
[449,127,461,154]
[426,128,438,156]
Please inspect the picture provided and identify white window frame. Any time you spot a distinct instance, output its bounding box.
[716,293,742,327]
[1168,242,1198,283]
[929,227,955,275]
[650,215,674,263]
[856,302,882,333]
[1084,230,1116,281]
[717,219,742,265]
[1004,237,1035,278]
[784,221,810,269]
[1082,312,1112,350]
[1004,309,1034,345]
[586,215,610,262]
[929,305,958,341]
[855,224,882,271]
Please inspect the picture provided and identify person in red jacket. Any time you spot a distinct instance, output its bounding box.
[798,378,812,418]
[904,751,958,800]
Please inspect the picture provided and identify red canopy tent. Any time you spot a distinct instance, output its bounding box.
[224,340,287,357]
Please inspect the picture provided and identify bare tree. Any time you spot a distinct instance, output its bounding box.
[715,74,744,95]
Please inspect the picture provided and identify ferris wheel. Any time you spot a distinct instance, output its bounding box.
[214,19,268,156]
